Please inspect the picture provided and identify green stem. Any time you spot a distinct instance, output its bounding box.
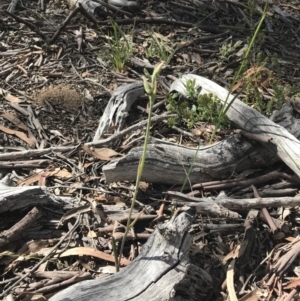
[118,62,163,266]
[111,237,119,272]
[209,1,268,144]
[118,94,155,266]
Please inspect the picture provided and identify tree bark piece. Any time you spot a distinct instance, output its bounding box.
[93,81,144,141]
[50,209,213,301]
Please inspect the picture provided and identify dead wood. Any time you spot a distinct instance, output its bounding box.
[171,75,300,177]
[102,134,279,185]
[0,159,49,168]
[0,215,83,298]
[50,208,213,301]
[0,184,140,222]
[1,2,300,300]
[0,206,43,248]
[49,7,81,44]
[165,191,300,211]
[0,146,78,160]
[15,271,91,294]
[258,211,286,232]
[103,99,300,185]
[93,81,145,141]
[251,185,278,234]
[101,77,300,185]
[0,186,62,213]
[192,170,300,191]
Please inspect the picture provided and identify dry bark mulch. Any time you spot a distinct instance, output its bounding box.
[1,0,300,300]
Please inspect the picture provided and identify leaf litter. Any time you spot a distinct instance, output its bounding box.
[0,0,300,300]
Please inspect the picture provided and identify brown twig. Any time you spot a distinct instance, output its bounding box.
[192,171,300,191]
[251,184,278,234]
[0,207,43,248]
[49,7,81,44]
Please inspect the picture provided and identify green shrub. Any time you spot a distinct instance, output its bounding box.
[166,79,230,129]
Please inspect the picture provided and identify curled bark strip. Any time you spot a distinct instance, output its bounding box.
[93,81,144,142]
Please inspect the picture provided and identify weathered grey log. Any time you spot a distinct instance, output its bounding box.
[0,186,62,213]
[103,86,300,185]
[103,135,279,185]
[171,75,300,177]
[0,184,140,221]
[50,208,213,301]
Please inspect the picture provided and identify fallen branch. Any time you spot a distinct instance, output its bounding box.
[171,75,300,177]
[49,209,213,301]
[165,191,300,210]
[103,80,300,185]
[0,206,42,248]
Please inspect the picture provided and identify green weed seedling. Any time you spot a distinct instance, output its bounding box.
[210,0,269,143]
[101,19,134,72]
[219,39,243,64]
[146,32,175,65]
